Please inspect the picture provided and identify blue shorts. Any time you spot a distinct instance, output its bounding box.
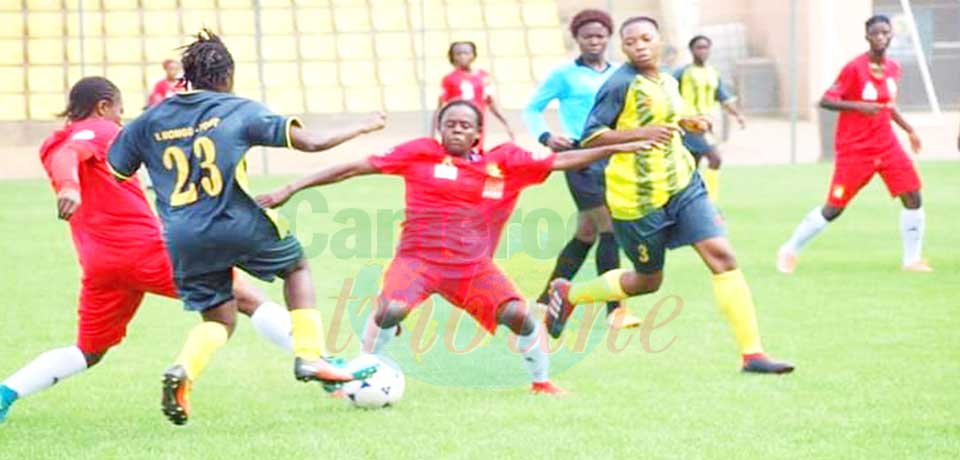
[564,159,606,211]
[612,173,725,273]
[174,235,305,312]
[681,132,716,162]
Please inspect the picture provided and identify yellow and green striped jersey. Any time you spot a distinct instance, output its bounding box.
[582,64,696,220]
[674,64,735,116]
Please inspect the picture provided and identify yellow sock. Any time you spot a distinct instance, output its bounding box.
[712,269,764,355]
[174,322,229,381]
[703,168,720,202]
[569,269,630,304]
[291,308,326,361]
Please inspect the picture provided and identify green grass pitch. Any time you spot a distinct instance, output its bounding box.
[0,162,957,459]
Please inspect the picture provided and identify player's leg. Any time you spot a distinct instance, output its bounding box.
[495,300,564,395]
[233,274,293,352]
[361,257,432,356]
[879,152,930,271]
[582,204,642,328]
[777,156,872,273]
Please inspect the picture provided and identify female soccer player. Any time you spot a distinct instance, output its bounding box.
[544,17,794,374]
[433,41,515,149]
[778,15,930,273]
[256,101,651,394]
[522,9,642,330]
[107,30,384,425]
[0,77,295,424]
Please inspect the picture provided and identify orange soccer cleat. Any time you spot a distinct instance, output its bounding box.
[531,381,568,396]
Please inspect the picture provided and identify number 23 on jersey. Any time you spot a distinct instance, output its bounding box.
[162,136,224,207]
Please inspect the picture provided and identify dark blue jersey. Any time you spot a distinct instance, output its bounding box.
[107,90,300,277]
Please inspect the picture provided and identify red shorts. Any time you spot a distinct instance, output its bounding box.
[827,148,921,208]
[379,257,523,334]
[76,240,178,354]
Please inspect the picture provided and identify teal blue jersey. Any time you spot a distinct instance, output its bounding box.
[107,90,300,277]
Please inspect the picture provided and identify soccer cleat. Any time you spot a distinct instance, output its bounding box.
[776,249,798,274]
[531,381,568,396]
[294,357,378,385]
[742,354,795,374]
[545,279,575,339]
[606,306,642,329]
[902,260,933,272]
[161,365,191,426]
[0,384,17,423]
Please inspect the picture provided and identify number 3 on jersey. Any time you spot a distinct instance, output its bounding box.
[162,136,224,207]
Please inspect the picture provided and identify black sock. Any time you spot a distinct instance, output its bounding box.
[596,232,622,314]
[537,237,594,304]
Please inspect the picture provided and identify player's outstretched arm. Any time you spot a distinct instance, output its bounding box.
[486,96,515,140]
[891,108,922,154]
[255,158,379,209]
[582,125,676,148]
[551,140,654,171]
[290,112,386,152]
[819,96,886,115]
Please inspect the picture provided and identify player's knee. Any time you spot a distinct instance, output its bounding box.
[375,299,409,329]
[496,301,533,335]
[707,152,722,169]
[821,205,844,222]
[622,271,662,295]
[83,350,106,367]
[575,216,598,243]
[282,257,310,278]
[201,304,238,336]
[710,250,739,273]
[901,191,922,209]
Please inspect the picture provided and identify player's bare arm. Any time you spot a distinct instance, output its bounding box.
[890,108,922,153]
[551,140,654,171]
[583,125,677,148]
[256,158,377,209]
[485,96,515,140]
[819,96,885,115]
[290,111,386,152]
[722,100,747,129]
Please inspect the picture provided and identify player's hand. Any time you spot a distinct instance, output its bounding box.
[363,111,387,133]
[255,187,294,209]
[546,134,576,151]
[632,125,676,145]
[56,188,81,221]
[678,116,711,134]
[618,140,655,152]
[735,114,746,130]
[908,131,922,154]
[506,126,516,141]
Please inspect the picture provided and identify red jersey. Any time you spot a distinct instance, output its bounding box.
[823,53,903,156]
[368,138,555,267]
[147,79,181,107]
[440,68,493,112]
[39,118,164,266]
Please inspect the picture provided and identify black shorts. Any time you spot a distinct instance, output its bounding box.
[564,159,607,211]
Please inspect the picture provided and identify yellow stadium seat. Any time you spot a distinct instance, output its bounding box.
[144,36,183,63]
[232,88,262,101]
[26,0,61,11]
[369,0,405,5]
[531,55,565,82]
[181,10,219,35]
[338,61,377,87]
[299,35,337,61]
[344,87,382,112]
[492,57,531,83]
[218,0,253,9]
[336,34,373,60]
[260,0,291,7]
[221,35,258,61]
[0,66,24,91]
[124,102,144,119]
[370,6,408,31]
[331,0,366,6]
[231,61,261,90]
[260,8,295,35]
[27,66,65,92]
[484,3,523,28]
[305,87,344,113]
[143,11,180,37]
[67,12,104,37]
[180,0,217,8]
[411,31,450,58]
[105,12,142,36]
[106,64,145,90]
[0,13,23,38]
[103,0,139,9]
[521,3,559,27]
[27,12,63,38]
[417,57,452,87]
[294,0,330,6]
[448,31,488,56]
[266,88,304,114]
[106,38,143,63]
[261,36,298,61]
[67,65,86,87]
[383,85,423,112]
[295,9,333,33]
[377,59,416,84]
[527,28,565,55]
[1,0,24,10]
[446,4,483,30]
[0,94,27,121]
[27,39,63,65]
[29,93,65,120]
[262,62,300,88]
[66,38,105,63]
[408,1,446,30]
[0,39,22,65]
[300,61,339,87]
[496,82,534,110]
[374,33,412,59]
[333,7,370,32]
[488,30,527,56]
[141,0,179,10]
[220,10,256,36]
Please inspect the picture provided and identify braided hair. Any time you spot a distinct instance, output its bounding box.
[57,76,120,121]
[180,28,234,91]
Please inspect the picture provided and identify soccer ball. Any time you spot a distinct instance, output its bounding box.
[342,354,405,409]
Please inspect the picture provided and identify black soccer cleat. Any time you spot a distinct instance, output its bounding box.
[742,355,795,374]
[545,279,575,339]
[294,357,378,385]
[161,365,191,426]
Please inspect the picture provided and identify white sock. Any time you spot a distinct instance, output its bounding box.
[361,313,396,355]
[3,346,88,398]
[781,207,829,254]
[250,302,293,352]
[901,208,925,265]
[516,323,549,383]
